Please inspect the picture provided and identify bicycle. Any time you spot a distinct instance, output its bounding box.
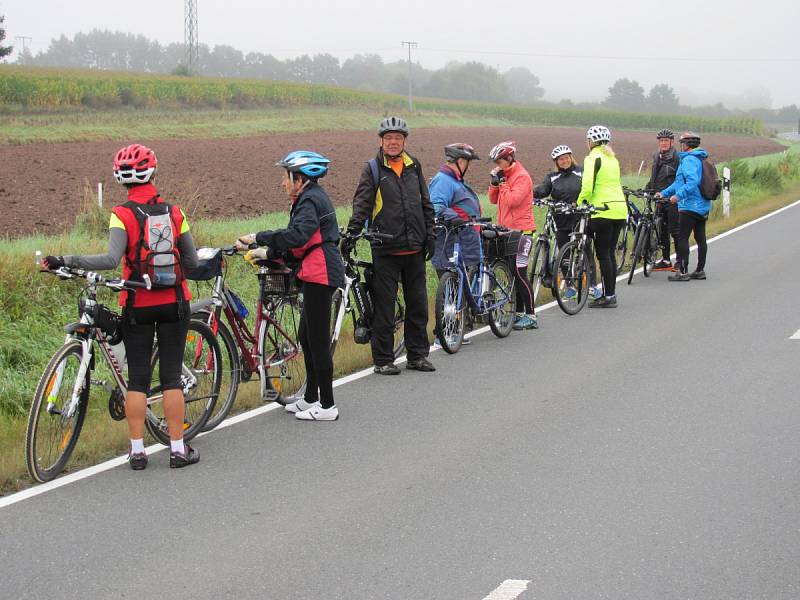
[528,198,571,305]
[552,204,602,315]
[26,267,221,483]
[625,188,667,285]
[330,230,405,359]
[614,194,642,274]
[190,247,306,414]
[434,218,517,354]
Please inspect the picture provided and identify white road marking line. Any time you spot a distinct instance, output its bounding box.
[790,329,800,340]
[3,199,799,510]
[482,579,530,599]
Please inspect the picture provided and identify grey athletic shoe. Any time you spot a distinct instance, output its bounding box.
[688,270,706,280]
[668,272,691,282]
[374,363,401,375]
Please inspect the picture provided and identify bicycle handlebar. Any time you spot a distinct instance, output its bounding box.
[41,267,151,291]
[340,229,394,243]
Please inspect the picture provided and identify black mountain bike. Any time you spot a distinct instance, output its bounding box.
[552,204,601,315]
[625,188,667,285]
[615,194,642,274]
[529,198,570,306]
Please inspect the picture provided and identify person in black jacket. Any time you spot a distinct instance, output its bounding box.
[646,129,681,270]
[344,116,436,375]
[534,145,583,250]
[237,151,344,421]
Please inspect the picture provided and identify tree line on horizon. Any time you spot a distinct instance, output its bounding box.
[2,24,798,124]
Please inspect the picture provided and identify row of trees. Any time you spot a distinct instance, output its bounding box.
[0,16,13,59]
[10,29,545,105]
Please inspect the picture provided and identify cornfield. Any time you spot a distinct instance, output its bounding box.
[0,65,763,136]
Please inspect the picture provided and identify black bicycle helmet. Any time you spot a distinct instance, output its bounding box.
[657,128,674,139]
[444,143,480,162]
[678,131,701,148]
[378,116,409,137]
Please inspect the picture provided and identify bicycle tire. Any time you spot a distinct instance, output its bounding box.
[434,271,465,354]
[487,260,516,337]
[329,288,344,357]
[643,223,659,278]
[553,241,590,315]
[145,320,222,445]
[627,226,643,285]
[25,340,90,483]
[261,296,306,405]
[528,237,549,305]
[392,286,405,359]
[198,316,240,432]
[615,220,630,274]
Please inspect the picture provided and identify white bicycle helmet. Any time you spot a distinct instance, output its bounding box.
[550,145,573,160]
[586,125,611,145]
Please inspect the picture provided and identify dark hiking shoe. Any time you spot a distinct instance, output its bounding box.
[128,452,148,471]
[170,444,200,469]
[688,270,706,280]
[589,296,617,308]
[406,357,436,372]
[668,272,691,282]
[374,363,401,375]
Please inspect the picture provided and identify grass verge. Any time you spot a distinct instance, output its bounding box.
[1,144,798,495]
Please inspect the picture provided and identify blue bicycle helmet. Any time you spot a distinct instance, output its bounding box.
[276,150,331,179]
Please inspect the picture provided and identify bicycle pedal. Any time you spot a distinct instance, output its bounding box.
[91,379,107,387]
[263,389,280,403]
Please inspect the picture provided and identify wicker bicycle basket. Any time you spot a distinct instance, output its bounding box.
[260,269,299,297]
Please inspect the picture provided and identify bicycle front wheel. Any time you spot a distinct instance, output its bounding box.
[146,320,222,445]
[628,225,647,285]
[553,241,589,315]
[199,316,240,432]
[435,271,465,354]
[262,296,306,405]
[488,260,516,337]
[25,340,90,483]
[643,223,659,278]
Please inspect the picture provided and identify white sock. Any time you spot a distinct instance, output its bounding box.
[170,439,185,454]
[131,438,145,454]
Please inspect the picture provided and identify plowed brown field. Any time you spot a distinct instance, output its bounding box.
[0,127,782,238]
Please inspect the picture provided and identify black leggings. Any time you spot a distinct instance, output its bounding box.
[657,202,680,260]
[676,211,707,273]
[298,282,335,409]
[513,234,534,315]
[590,218,624,297]
[123,302,190,394]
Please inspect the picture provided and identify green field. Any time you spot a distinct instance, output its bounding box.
[0,65,763,144]
[1,144,798,495]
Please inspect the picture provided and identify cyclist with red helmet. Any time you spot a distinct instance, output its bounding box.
[44,144,201,470]
[237,151,344,421]
[488,140,538,330]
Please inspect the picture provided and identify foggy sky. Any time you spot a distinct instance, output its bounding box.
[1,0,797,108]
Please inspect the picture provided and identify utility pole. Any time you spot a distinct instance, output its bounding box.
[184,0,199,72]
[401,40,418,111]
[15,36,31,55]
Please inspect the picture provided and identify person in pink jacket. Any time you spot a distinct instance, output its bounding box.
[488,140,538,330]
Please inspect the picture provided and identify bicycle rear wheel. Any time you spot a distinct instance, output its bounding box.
[528,237,550,305]
[643,224,659,278]
[553,241,589,315]
[628,225,647,285]
[25,340,90,483]
[615,221,630,274]
[487,260,516,337]
[146,320,222,445]
[261,296,306,405]
[435,271,465,353]
[198,316,240,432]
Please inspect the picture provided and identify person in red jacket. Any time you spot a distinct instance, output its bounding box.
[488,141,538,330]
[44,144,201,470]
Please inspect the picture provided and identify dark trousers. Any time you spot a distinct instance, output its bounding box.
[676,211,707,273]
[298,282,335,409]
[123,302,190,394]
[372,252,429,365]
[590,218,625,297]
[657,202,680,260]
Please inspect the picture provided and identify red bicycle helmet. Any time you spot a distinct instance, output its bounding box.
[113,144,158,184]
[489,140,516,162]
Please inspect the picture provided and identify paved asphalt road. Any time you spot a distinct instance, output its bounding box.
[2,204,800,600]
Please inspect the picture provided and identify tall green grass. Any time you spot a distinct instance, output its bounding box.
[1,144,798,494]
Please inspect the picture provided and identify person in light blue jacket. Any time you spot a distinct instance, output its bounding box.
[430,143,482,274]
[657,131,711,281]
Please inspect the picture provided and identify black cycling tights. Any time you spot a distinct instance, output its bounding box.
[590,218,624,297]
[298,282,336,409]
[676,210,707,273]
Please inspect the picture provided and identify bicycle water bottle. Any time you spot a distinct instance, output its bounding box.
[34,250,42,266]
[109,340,127,372]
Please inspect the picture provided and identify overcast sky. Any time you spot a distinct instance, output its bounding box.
[1,0,797,108]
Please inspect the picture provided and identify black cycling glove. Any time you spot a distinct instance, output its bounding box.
[44,255,65,269]
[424,236,436,261]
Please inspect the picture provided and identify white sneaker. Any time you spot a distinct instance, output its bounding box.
[296,405,339,421]
[285,398,320,414]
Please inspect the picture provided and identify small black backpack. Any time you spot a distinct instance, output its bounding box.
[700,157,722,201]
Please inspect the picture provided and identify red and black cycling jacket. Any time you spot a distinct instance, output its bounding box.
[111,183,192,308]
[255,182,345,289]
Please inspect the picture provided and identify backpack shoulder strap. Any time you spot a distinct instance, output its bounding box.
[368,159,380,192]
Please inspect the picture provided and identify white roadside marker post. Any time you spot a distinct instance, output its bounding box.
[722,166,731,218]
[97,182,103,208]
